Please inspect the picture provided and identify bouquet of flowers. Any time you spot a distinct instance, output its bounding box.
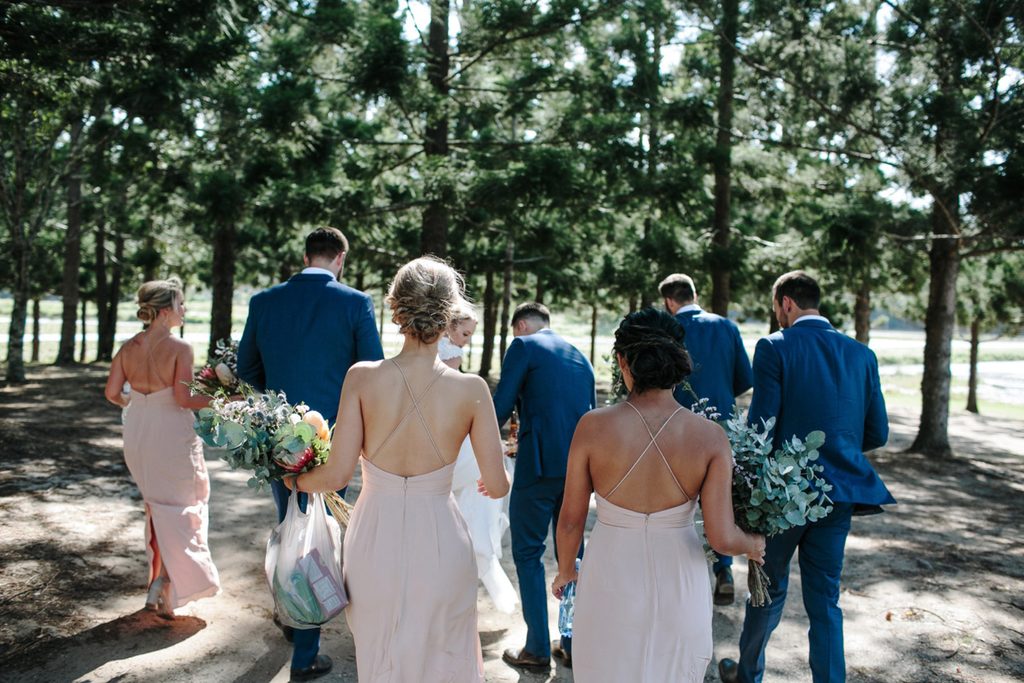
[193,387,351,524]
[189,338,241,397]
[693,400,833,606]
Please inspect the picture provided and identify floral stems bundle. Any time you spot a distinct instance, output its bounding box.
[692,400,833,607]
[193,386,351,525]
[189,338,241,397]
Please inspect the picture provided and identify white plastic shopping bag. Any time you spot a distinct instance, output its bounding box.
[265,491,348,629]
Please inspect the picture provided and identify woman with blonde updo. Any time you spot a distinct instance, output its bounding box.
[290,256,510,682]
[104,278,221,619]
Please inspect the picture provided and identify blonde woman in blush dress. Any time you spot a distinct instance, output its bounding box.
[441,305,518,614]
[288,257,510,682]
[104,278,220,618]
[552,308,765,682]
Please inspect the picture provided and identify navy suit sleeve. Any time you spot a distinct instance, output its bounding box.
[747,337,782,435]
[862,351,889,451]
[236,296,265,391]
[732,324,753,398]
[354,295,384,362]
[493,338,529,426]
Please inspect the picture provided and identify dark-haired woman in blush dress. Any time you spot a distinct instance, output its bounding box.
[552,308,765,682]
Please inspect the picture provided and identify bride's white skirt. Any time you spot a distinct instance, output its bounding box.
[451,437,519,614]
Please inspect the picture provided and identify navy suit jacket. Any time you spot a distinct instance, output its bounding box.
[493,329,596,489]
[747,318,894,513]
[672,308,753,418]
[236,273,384,423]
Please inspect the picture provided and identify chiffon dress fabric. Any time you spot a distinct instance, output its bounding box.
[571,404,713,682]
[343,360,485,682]
[122,387,220,608]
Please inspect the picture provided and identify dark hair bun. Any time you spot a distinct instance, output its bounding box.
[613,308,691,394]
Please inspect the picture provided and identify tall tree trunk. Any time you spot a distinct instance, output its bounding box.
[31,298,41,363]
[769,306,780,334]
[910,198,960,458]
[95,220,110,359]
[79,298,87,362]
[499,235,514,362]
[419,0,451,257]
[380,277,387,339]
[965,315,980,414]
[99,231,124,360]
[589,302,598,366]
[479,269,497,379]
[628,295,638,314]
[710,0,738,316]
[56,117,85,365]
[6,232,30,382]
[142,231,158,282]
[209,222,237,356]
[535,276,545,305]
[854,283,871,344]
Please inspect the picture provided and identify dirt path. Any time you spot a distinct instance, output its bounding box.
[1,366,1022,682]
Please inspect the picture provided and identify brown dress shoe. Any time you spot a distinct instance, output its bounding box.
[552,642,572,668]
[718,658,740,683]
[502,647,551,671]
[714,567,735,606]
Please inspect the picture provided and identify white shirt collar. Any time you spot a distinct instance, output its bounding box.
[678,304,701,314]
[301,266,336,279]
[793,314,830,326]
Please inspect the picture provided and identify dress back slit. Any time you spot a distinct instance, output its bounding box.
[121,344,220,608]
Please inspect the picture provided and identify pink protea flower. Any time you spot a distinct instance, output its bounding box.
[277,447,315,473]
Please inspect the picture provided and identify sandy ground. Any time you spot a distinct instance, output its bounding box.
[1,365,1023,682]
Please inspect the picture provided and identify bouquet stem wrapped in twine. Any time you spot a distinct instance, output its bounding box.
[691,400,833,608]
[323,491,352,527]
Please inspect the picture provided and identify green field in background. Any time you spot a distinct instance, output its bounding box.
[3,297,1022,420]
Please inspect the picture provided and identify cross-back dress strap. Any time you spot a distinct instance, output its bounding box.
[367,360,448,465]
[604,402,691,502]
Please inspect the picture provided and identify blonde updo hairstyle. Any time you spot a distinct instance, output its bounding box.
[386,257,468,344]
[136,277,183,328]
[448,301,479,331]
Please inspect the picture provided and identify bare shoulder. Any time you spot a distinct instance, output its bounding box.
[574,404,629,441]
[166,335,193,351]
[446,369,491,398]
[346,360,385,382]
[683,413,731,458]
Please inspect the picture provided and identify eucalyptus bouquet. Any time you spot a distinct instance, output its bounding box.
[189,338,240,397]
[693,401,833,606]
[193,387,350,523]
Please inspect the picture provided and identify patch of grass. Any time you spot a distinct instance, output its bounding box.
[881,371,1024,421]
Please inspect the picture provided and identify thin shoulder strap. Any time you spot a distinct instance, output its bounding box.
[604,402,690,501]
[367,360,447,464]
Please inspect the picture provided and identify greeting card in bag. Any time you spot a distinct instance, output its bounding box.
[265,492,347,629]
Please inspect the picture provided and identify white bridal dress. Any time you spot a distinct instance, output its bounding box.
[439,336,519,614]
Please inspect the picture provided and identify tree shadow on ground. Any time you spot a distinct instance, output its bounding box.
[3,610,206,682]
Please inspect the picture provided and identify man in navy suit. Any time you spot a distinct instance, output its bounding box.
[659,273,753,605]
[237,227,384,682]
[719,271,894,683]
[494,302,596,672]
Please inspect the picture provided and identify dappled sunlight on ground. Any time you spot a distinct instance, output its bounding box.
[1,367,1022,681]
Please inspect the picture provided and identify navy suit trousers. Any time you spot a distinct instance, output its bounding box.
[509,477,583,658]
[737,503,854,683]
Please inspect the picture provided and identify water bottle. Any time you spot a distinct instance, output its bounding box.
[558,559,581,638]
